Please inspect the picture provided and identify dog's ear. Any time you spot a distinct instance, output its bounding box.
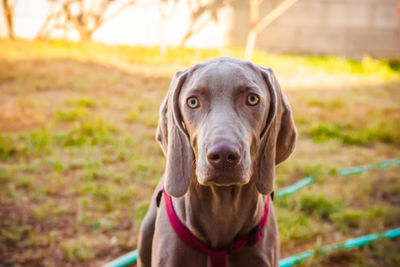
[156,71,194,197]
[254,67,297,195]
[156,92,168,156]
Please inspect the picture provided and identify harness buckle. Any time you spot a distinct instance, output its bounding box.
[248,224,262,246]
[156,190,163,208]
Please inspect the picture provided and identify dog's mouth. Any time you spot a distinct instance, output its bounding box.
[196,168,250,186]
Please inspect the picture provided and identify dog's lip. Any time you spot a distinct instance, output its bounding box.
[200,179,247,186]
[197,173,250,186]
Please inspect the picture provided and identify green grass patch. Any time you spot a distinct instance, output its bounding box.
[309,122,400,145]
[331,209,364,233]
[0,135,18,160]
[68,98,97,108]
[296,194,342,220]
[0,39,399,266]
[135,201,150,229]
[55,107,88,121]
[125,101,159,128]
[1,40,399,79]
[61,235,98,262]
[55,120,118,147]
[277,208,324,244]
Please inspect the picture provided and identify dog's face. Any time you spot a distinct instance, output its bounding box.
[157,57,296,197]
[179,61,270,186]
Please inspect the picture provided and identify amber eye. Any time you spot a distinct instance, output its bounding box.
[246,94,260,106]
[187,96,200,109]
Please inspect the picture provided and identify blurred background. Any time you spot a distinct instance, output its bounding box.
[1,0,400,58]
[0,0,399,266]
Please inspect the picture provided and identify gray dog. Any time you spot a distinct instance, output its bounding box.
[137,57,296,267]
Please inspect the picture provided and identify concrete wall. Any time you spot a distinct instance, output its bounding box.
[231,0,400,59]
[1,0,399,59]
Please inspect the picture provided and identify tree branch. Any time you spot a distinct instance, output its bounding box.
[245,0,298,59]
[2,0,15,39]
[99,0,135,27]
[253,0,298,34]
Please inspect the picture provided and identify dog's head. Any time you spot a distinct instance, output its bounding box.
[157,58,296,197]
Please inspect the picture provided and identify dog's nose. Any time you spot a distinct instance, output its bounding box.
[207,140,240,169]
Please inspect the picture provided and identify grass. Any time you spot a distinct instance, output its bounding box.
[2,40,399,78]
[0,40,399,266]
[309,122,400,145]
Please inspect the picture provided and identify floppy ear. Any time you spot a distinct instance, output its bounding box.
[156,92,169,156]
[156,71,194,197]
[254,67,297,195]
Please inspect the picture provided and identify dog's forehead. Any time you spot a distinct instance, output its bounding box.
[185,60,263,94]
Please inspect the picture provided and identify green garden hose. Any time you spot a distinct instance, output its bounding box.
[275,176,314,197]
[277,158,400,196]
[104,250,137,267]
[279,227,400,267]
[104,228,400,267]
[103,158,400,267]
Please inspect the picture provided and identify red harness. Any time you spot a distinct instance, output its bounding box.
[159,188,271,267]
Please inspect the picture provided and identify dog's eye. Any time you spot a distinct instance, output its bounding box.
[187,96,200,109]
[246,94,259,106]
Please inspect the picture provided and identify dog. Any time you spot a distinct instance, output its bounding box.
[137,57,296,267]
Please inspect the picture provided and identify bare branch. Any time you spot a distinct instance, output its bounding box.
[180,0,228,47]
[253,0,297,34]
[1,0,16,39]
[39,0,135,41]
[179,14,209,47]
[244,0,298,59]
[100,0,135,26]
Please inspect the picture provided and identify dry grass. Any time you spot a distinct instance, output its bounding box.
[0,40,399,266]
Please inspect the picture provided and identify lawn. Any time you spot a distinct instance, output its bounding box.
[0,40,399,266]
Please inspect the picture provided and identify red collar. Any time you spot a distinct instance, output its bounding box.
[161,188,271,267]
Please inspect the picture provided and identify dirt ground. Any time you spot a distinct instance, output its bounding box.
[0,40,399,266]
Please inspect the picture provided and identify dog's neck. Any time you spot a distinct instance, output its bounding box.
[172,180,267,249]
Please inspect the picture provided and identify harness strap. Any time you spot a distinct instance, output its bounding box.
[161,188,271,267]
